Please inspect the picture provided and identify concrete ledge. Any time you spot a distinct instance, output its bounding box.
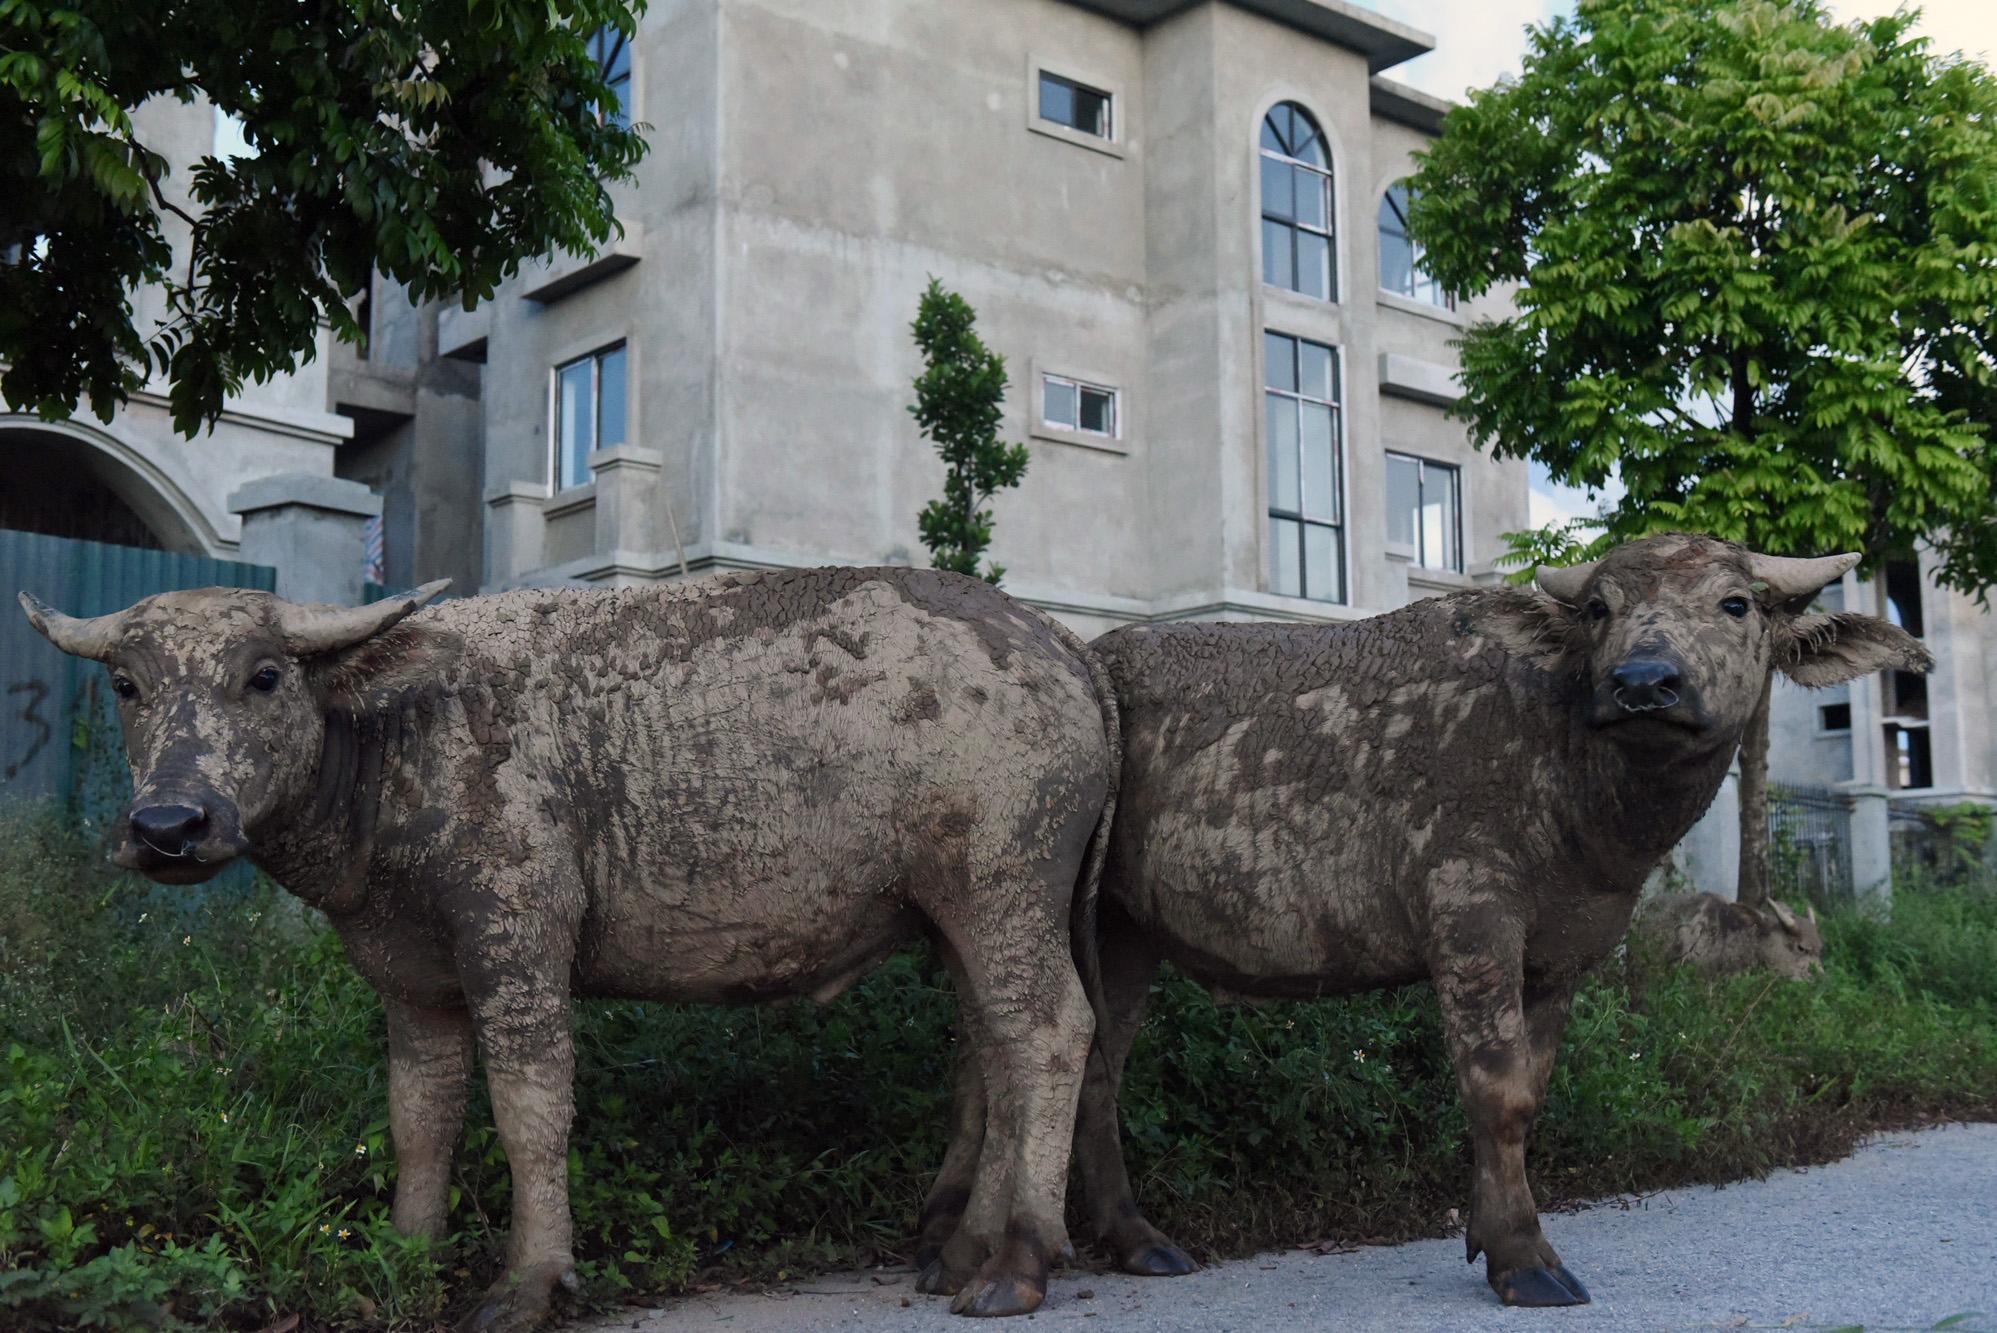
[588,445,665,473]
[439,302,492,362]
[521,224,644,304]
[1370,76,1452,134]
[1378,352,1462,406]
[484,481,551,508]
[1070,0,1432,72]
[228,472,381,519]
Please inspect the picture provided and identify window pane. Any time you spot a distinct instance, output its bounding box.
[1074,85,1111,137]
[1039,74,1075,128]
[1262,105,1291,154]
[1265,395,1300,513]
[1079,386,1114,435]
[597,345,628,451]
[1296,230,1330,300]
[1288,114,1327,168]
[1044,377,1078,429]
[1434,466,1462,571]
[1260,155,1293,221]
[1261,219,1292,289]
[1304,523,1339,602]
[1298,341,1334,402]
[1264,332,1296,392]
[1294,165,1327,231]
[1300,404,1336,523]
[1381,229,1415,297]
[1270,518,1302,597]
[1386,454,1420,549]
[557,360,594,489]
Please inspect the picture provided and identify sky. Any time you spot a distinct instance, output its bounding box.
[1344,0,1997,526]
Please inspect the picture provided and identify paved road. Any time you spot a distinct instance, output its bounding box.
[577,1123,1997,1333]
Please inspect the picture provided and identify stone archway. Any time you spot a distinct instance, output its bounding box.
[0,420,217,555]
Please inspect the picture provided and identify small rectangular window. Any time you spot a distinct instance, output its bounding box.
[1042,373,1118,438]
[590,28,633,128]
[1038,72,1112,139]
[1385,452,1463,573]
[1820,702,1851,733]
[552,342,629,491]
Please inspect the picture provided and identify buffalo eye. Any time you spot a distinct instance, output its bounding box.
[248,665,282,693]
[1720,595,1751,619]
[1586,598,1610,622]
[111,673,139,701]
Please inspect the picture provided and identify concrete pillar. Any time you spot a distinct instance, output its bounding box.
[228,473,379,606]
[589,445,663,554]
[1841,781,1893,914]
[484,483,547,589]
[1677,763,1741,899]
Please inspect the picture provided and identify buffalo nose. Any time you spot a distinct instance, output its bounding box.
[1611,659,1683,711]
[130,804,206,857]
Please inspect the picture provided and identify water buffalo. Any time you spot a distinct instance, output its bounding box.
[1636,892,1824,980]
[20,566,1119,1328]
[921,533,1928,1308]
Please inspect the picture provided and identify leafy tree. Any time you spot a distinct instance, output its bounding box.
[1,0,647,434]
[909,278,1030,584]
[1408,0,1997,905]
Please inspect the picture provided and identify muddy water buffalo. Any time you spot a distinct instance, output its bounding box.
[1636,892,1823,980]
[924,533,1929,1308]
[20,567,1118,1328]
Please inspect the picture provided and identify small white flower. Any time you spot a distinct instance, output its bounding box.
[1629,1051,1642,1062]
[354,1142,368,1156]
[219,1111,229,1124]
[1352,1049,1367,1064]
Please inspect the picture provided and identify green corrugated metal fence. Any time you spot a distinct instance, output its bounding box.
[1,528,276,815]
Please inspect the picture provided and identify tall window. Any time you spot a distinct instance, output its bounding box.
[590,27,632,128]
[553,343,628,490]
[1260,103,1334,301]
[1881,557,1930,788]
[1264,332,1342,602]
[1378,182,1451,308]
[1385,453,1462,572]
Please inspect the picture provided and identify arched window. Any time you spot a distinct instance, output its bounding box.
[1379,181,1451,308]
[1259,103,1334,301]
[590,27,633,128]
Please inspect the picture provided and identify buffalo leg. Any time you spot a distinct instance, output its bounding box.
[1074,916,1194,1276]
[915,953,988,1279]
[932,898,1094,1317]
[457,944,580,1333]
[386,1000,475,1242]
[1432,922,1587,1308]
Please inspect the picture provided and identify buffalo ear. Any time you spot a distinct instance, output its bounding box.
[1477,589,1577,671]
[307,621,463,712]
[1776,612,1932,687]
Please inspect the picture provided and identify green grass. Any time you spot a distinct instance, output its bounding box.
[1,807,1993,1330]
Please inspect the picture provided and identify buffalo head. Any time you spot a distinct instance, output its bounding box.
[18,582,454,884]
[1503,534,1930,752]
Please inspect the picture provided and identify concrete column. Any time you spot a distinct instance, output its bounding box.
[483,483,547,589]
[1381,544,1414,611]
[228,473,380,606]
[1677,763,1742,899]
[590,445,663,554]
[1841,782,1893,914]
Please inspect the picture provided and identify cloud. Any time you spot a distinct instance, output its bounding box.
[1350,0,1574,101]
[1365,0,1993,105]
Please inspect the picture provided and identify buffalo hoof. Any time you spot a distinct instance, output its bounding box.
[456,1263,576,1333]
[1493,1263,1591,1307]
[948,1268,1046,1318]
[1122,1242,1198,1277]
[917,1258,972,1297]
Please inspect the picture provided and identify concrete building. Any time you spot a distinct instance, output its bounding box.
[350,0,1530,633]
[1,97,389,609]
[1768,557,1997,808]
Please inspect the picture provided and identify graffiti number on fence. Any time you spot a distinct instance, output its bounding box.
[5,678,52,781]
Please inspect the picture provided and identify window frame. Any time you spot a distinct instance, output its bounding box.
[1384,451,1465,574]
[1258,102,1336,303]
[1377,181,1455,311]
[1030,360,1129,454]
[549,341,630,493]
[1262,330,1345,604]
[1026,56,1126,159]
[1040,373,1119,440]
